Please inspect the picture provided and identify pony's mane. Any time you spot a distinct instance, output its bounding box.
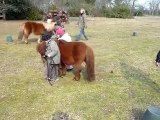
[58,40,68,44]
[26,21,43,25]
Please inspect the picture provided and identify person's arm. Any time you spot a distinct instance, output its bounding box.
[83,14,87,28]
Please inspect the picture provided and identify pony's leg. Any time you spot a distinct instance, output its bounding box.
[58,64,63,77]
[37,37,41,43]
[58,62,66,77]
[61,62,66,76]
[24,36,28,44]
[23,29,30,44]
[73,63,82,81]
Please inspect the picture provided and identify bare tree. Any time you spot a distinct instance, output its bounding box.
[131,0,137,15]
[149,0,160,15]
[30,0,55,13]
[95,0,113,9]
[0,0,18,19]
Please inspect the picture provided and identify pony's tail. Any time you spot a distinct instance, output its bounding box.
[86,46,95,81]
[17,23,25,41]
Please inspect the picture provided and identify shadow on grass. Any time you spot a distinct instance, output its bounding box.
[15,38,38,44]
[81,67,88,81]
[120,62,160,92]
[28,38,38,43]
[131,108,144,120]
[71,66,88,81]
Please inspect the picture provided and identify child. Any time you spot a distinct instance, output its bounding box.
[55,26,65,38]
[43,37,60,85]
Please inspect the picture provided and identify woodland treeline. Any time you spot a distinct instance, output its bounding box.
[0,0,160,20]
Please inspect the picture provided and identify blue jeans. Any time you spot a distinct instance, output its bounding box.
[76,27,88,41]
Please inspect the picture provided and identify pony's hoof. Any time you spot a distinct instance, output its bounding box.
[62,73,66,76]
[73,77,79,81]
[25,41,28,44]
[60,76,63,78]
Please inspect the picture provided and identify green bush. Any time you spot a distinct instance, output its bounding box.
[112,5,131,18]
[27,6,42,20]
[5,0,42,20]
[5,0,30,20]
[104,5,132,18]
[68,8,80,17]
[134,10,143,16]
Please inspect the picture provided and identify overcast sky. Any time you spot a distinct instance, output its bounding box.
[137,0,148,5]
[137,0,150,9]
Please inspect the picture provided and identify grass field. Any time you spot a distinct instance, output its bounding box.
[0,16,160,120]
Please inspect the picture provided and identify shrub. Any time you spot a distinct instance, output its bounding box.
[104,5,132,18]
[5,0,30,20]
[134,10,143,16]
[27,6,42,20]
[5,0,42,20]
[68,8,80,17]
[112,5,132,18]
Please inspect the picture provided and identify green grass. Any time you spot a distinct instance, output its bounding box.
[0,16,160,120]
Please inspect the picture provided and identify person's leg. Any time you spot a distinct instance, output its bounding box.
[76,28,83,41]
[47,64,55,85]
[82,28,88,40]
[47,62,53,81]
[44,62,48,80]
[49,64,56,81]
[49,64,59,81]
[55,64,59,80]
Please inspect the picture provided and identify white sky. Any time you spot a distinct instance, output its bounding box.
[136,0,150,9]
[137,0,148,5]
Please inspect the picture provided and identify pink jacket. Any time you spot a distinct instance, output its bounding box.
[56,27,65,37]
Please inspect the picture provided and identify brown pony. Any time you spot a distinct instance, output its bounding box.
[18,21,55,44]
[37,40,95,81]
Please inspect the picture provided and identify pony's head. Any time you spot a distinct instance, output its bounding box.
[155,51,160,67]
[43,21,56,32]
[36,41,47,56]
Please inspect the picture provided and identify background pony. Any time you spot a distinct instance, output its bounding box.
[18,21,55,44]
[37,40,95,81]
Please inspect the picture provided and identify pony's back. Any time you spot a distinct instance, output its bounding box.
[25,21,45,35]
[18,21,45,43]
[57,40,87,64]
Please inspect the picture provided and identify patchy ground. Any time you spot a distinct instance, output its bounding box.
[0,16,160,120]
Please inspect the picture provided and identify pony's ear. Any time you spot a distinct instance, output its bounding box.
[52,22,56,25]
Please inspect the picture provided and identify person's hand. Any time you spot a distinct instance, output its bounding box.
[47,54,51,58]
[42,55,47,59]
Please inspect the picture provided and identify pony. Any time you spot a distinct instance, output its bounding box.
[155,51,160,67]
[18,21,55,44]
[36,40,95,81]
